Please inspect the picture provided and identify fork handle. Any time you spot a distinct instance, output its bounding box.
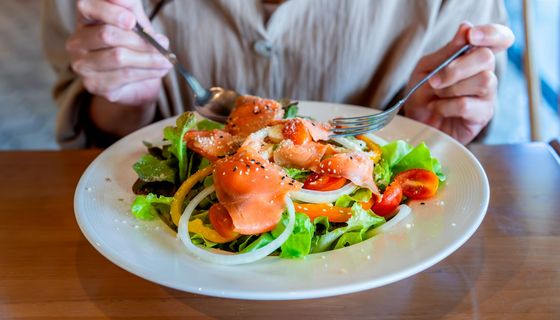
[132,23,211,103]
[402,44,473,103]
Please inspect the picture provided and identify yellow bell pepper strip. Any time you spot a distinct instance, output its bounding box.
[171,166,214,226]
[356,134,382,163]
[188,219,241,243]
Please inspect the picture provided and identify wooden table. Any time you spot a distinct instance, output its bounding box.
[1,143,559,319]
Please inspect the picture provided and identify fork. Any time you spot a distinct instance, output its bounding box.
[329,44,473,137]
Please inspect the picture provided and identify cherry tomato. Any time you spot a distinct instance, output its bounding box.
[208,203,238,238]
[372,182,403,218]
[294,203,351,223]
[303,173,348,191]
[282,119,312,145]
[394,169,439,200]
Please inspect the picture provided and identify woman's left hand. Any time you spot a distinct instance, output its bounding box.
[404,22,514,144]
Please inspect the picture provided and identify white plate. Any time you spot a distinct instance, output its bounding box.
[74,101,489,300]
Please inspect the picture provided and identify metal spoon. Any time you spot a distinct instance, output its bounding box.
[133,23,239,123]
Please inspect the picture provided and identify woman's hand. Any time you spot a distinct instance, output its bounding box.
[67,0,172,106]
[65,0,173,138]
[403,22,514,144]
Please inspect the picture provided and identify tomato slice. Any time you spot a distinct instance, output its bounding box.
[394,169,439,200]
[372,182,403,218]
[208,203,239,239]
[282,119,312,145]
[303,173,348,191]
[294,203,351,223]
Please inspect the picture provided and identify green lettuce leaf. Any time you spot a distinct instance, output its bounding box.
[373,159,392,190]
[163,112,196,182]
[272,213,315,258]
[130,193,173,220]
[335,188,372,207]
[132,154,176,183]
[283,104,299,118]
[381,140,413,167]
[284,168,311,181]
[380,140,446,181]
[312,203,385,253]
[196,119,225,130]
[240,233,275,253]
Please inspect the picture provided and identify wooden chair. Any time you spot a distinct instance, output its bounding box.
[522,0,542,141]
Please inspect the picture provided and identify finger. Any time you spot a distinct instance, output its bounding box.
[83,68,169,95]
[429,47,495,89]
[418,22,472,71]
[468,24,515,53]
[67,24,169,53]
[433,70,498,99]
[77,0,135,29]
[428,97,494,125]
[100,78,162,105]
[72,47,172,74]
[108,0,152,31]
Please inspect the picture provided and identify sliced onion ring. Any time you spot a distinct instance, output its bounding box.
[178,186,296,265]
[368,204,411,236]
[290,183,358,204]
[331,137,365,151]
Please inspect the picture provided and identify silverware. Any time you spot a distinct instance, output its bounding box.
[133,23,239,122]
[330,44,473,137]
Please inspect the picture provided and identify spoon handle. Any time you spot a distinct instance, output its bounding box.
[132,23,210,103]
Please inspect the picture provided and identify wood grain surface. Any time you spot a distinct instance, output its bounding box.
[0,144,559,319]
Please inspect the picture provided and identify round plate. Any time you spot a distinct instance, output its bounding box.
[74,101,489,300]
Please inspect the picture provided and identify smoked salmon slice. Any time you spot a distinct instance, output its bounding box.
[213,149,302,235]
[183,129,241,161]
[318,152,380,196]
[273,140,328,171]
[225,95,284,138]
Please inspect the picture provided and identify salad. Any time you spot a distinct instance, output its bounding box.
[130,95,445,265]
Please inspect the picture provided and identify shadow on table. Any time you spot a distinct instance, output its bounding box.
[74,224,528,319]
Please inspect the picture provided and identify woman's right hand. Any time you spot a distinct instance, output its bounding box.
[66,0,172,107]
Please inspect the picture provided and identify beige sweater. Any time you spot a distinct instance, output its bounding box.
[42,0,507,148]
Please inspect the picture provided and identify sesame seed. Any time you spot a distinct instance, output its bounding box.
[222,172,226,176]
[322,209,327,212]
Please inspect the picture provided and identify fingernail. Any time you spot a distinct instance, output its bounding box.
[470,29,484,43]
[429,76,441,89]
[118,12,134,29]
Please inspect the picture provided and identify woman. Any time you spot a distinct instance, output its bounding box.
[42,0,514,148]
